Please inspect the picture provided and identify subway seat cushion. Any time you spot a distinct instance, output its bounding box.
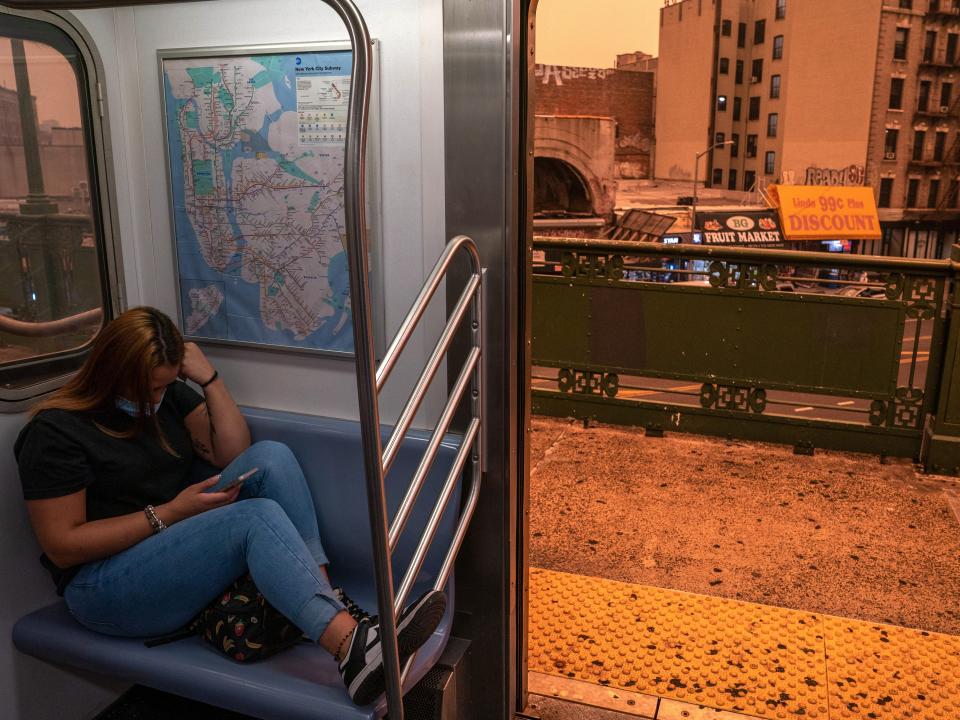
[13,407,463,720]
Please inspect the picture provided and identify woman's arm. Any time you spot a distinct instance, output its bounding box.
[27,477,241,568]
[180,342,250,468]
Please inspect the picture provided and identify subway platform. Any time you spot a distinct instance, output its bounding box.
[527,417,960,719]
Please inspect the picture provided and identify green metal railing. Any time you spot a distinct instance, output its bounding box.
[531,237,960,474]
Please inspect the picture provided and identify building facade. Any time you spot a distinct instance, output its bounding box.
[656,0,960,257]
[534,63,655,180]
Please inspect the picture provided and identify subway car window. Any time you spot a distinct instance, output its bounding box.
[0,14,108,398]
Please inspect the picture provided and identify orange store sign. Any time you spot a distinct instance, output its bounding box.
[768,185,882,241]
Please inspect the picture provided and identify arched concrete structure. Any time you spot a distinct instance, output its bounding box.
[534,115,616,217]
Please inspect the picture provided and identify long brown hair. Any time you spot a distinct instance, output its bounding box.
[32,307,185,451]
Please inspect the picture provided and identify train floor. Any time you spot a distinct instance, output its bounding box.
[526,417,960,720]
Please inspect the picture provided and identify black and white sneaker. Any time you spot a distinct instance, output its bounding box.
[338,589,447,706]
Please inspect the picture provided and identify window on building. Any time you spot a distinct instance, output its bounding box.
[735,59,744,84]
[878,177,894,207]
[764,151,776,174]
[948,33,958,64]
[731,133,740,157]
[935,130,947,159]
[749,96,761,120]
[913,130,927,160]
[733,96,742,120]
[924,30,937,62]
[754,19,766,44]
[712,167,723,186]
[746,134,758,157]
[884,128,899,157]
[728,168,738,190]
[900,0,913,7]
[770,74,781,98]
[949,179,959,207]
[717,94,728,111]
[719,57,730,74]
[752,58,763,82]
[0,15,114,397]
[907,178,920,206]
[894,28,909,60]
[722,19,732,36]
[715,132,726,146]
[738,22,747,48]
[942,82,953,109]
[744,169,756,191]
[919,80,932,110]
[889,77,905,109]
[929,178,941,207]
[773,35,784,59]
[767,112,779,137]
[776,0,787,19]
[931,0,940,12]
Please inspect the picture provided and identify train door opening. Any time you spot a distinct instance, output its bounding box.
[519,3,960,720]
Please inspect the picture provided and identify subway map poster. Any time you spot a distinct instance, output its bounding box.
[161,48,354,354]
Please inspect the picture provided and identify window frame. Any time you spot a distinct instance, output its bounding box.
[907,177,920,207]
[772,35,784,60]
[770,74,781,98]
[746,134,758,158]
[913,129,926,160]
[878,177,894,208]
[733,96,742,121]
[752,58,763,83]
[0,8,124,408]
[719,57,730,74]
[764,151,776,175]
[721,19,732,37]
[767,112,778,137]
[754,19,766,45]
[748,96,761,121]
[775,0,787,20]
[717,94,728,111]
[889,77,905,109]
[894,27,910,60]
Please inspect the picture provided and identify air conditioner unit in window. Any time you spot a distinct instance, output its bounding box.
[751,76,759,83]
[884,152,897,160]
[941,106,951,113]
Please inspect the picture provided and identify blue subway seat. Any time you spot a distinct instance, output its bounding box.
[13,408,464,720]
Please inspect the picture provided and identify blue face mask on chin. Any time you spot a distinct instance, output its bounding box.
[116,389,166,417]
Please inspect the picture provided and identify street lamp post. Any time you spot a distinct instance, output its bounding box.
[692,139,735,229]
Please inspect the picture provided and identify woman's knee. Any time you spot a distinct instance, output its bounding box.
[244,440,300,472]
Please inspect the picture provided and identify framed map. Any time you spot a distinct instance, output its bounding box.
[159,43,371,356]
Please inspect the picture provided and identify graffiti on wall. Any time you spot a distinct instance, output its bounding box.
[793,164,866,187]
[535,64,612,86]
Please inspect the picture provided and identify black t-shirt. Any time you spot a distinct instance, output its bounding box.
[15,380,205,593]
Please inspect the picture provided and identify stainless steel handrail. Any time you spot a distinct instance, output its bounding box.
[324,1,407,716]
[388,346,480,551]
[376,234,481,391]
[381,273,480,476]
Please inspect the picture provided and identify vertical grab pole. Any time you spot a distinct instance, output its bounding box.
[321,0,405,716]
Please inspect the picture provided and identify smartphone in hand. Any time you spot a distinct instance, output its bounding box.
[217,467,259,492]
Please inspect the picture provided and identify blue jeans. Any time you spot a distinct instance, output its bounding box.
[64,441,344,641]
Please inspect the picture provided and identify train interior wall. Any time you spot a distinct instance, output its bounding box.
[2,1,448,718]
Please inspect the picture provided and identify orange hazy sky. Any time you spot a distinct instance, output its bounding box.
[0,39,82,128]
[536,0,661,68]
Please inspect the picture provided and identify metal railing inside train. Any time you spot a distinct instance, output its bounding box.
[532,236,960,474]
[330,2,483,718]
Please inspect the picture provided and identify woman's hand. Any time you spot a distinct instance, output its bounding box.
[162,475,240,523]
[180,342,216,386]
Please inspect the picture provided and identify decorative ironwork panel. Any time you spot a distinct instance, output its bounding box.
[700,383,766,413]
[558,368,619,398]
[868,388,925,429]
[707,260,777,291]
[561,252,624,281]
[884,274,940,319]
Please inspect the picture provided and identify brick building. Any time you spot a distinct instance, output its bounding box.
[655,0,960,258]
[533,63,655,218]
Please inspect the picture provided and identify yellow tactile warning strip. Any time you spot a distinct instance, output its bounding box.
[528,567,960,719]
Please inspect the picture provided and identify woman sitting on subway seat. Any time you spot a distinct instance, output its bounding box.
[15,306,445,706]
